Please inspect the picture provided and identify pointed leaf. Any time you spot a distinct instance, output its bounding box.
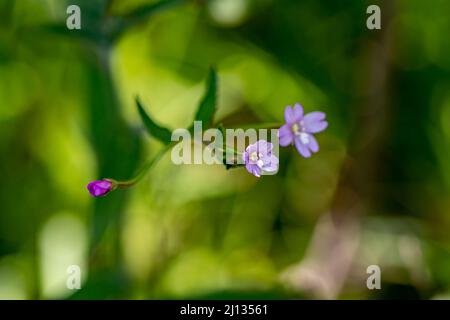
[136,97,172,145]
[194,68,217,127]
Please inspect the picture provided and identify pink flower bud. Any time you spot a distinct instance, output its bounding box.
[87,179,115,197]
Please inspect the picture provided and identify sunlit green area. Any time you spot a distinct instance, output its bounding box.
[1,0,450,299]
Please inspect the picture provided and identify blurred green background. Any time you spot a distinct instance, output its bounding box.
[1,0,450,299]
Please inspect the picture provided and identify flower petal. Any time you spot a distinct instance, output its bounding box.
[278,125,294,146]
[284,106,297,124]
[293,103,304,119]
[244,143,257,154]
[245,163,254,174]
[303,112,328,133]
[242,151,249,164]
[252,166,261,177]
[307,134,319,153]
[294,137,311,158]
[263,154,279,172]
[256,140,273,153]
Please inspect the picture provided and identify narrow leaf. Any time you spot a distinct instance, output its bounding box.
[136,97,172,145]
[194,68,218,127]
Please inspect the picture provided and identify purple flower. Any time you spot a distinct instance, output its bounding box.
[87,179,115,197]
[242,140,279,177]
[278,103,328,158]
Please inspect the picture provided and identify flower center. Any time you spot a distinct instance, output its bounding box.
[291,121,305,136]
[250,152,262,161]
[249,151,264,167]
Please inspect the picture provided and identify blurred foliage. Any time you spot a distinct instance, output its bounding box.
[0,0,450,300]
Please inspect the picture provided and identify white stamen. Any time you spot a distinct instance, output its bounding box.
[256,159,264,168]
[299,132,310,144]
[249,152,259,163]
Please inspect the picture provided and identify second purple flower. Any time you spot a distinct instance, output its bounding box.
[278,103,328,158]
[242,140,279,177]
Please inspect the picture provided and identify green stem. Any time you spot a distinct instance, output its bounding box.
[197,139,243,156]
[114,142,173,188]
[216,122,283,130]
[110,123,264,190]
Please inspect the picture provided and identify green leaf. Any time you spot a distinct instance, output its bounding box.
[37,23,102,44]
[121,0,184,22]
[109,0,186,41]
[216,124,244,170]
[136,97,172,145]
[193,68,218,127]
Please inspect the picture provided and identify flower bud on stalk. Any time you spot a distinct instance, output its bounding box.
[86,179,118,197]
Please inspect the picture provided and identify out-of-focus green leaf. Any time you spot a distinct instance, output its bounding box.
[38,24,102,44]
[120,0,184,22]
[193,68,217,127]
[136,96,172,145]
[109,0,186,41]
[68,269,130,299]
